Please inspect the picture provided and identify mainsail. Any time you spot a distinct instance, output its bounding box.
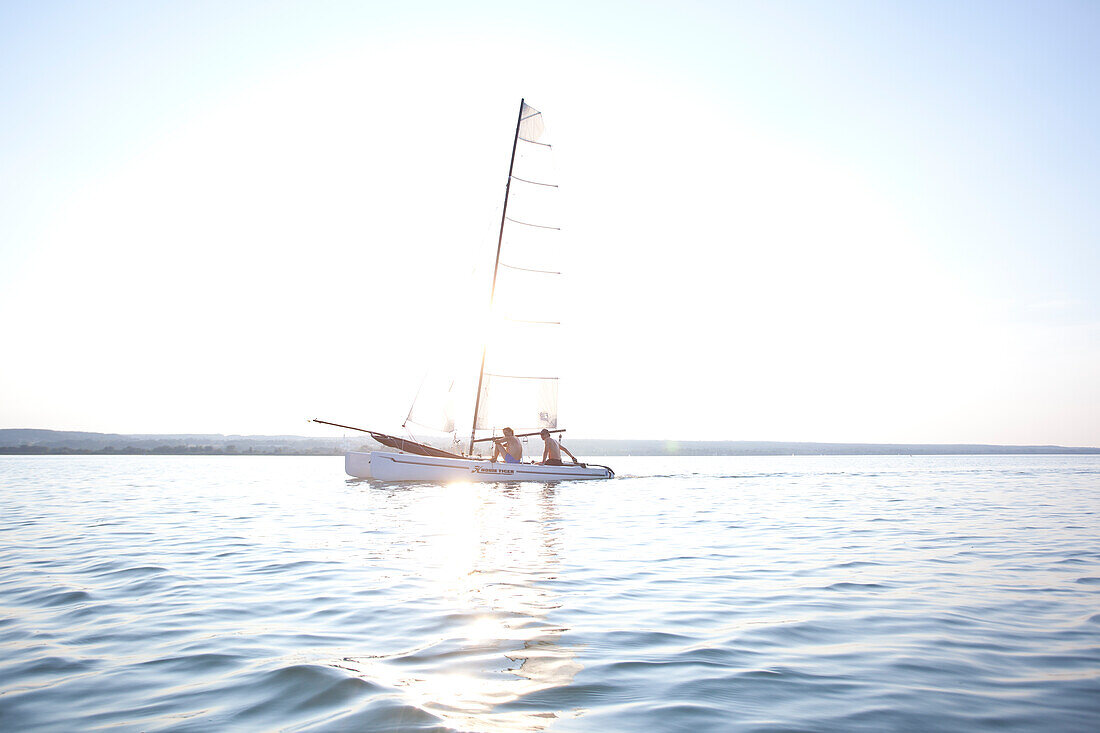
[401,101,564,455]
[470,101,563,451]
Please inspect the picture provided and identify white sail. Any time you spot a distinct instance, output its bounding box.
[518,100,545,142]
[399,102,567,452]
[474,374,558,431]
[404,369,456,433]
[473,102,564,439]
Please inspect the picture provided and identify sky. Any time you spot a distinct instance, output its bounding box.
[1,0,1098,446]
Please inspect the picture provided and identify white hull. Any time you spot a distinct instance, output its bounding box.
[344,451,373,479]
[344,451,612,482]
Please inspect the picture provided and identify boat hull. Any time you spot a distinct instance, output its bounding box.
[345,451,612,482]
[344,451,372,479]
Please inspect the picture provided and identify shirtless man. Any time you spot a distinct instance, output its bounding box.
[540,429,577,466]
[491,427,523,464]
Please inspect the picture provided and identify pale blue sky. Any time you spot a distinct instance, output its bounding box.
[2,1,1098,444]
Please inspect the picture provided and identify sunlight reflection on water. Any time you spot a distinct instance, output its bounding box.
[338,482,581,732]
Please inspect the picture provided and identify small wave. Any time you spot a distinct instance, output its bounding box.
[224,664,385,726]
[252,560,334,574]
[293,695,446,731]
[96,565,168,579]
[824,582,890,591]
[26,588,94,606]
[505,681,618,707]
[601,629,694,649]
[137,653,241,674]
[5,654,99,680]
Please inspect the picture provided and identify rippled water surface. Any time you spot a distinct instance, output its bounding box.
[2,454,1099,731]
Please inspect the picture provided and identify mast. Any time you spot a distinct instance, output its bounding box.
[468,98,526,454]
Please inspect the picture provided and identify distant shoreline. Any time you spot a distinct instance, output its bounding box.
[4,449,1100,457]
[2,429,1098,457]
[0,446,341,456]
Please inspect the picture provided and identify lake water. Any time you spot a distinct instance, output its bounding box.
[1,454,1098,731]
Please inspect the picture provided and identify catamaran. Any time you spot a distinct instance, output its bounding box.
[316,100,613,482]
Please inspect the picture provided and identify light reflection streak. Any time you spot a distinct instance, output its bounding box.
[340,483,581,731]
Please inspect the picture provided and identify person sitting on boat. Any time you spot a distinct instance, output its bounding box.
[492,427,523,464]
[540,429,577,466]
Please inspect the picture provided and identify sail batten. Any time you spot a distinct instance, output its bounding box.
[505,216,560,230]
[499,262,561,275]
[510,174,558,188]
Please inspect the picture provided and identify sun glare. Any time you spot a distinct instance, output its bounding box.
[340,485,580,731]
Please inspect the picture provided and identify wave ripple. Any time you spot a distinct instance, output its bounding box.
[1,454,1099,731]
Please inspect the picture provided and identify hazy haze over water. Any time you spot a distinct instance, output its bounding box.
[1,455,1099,731]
